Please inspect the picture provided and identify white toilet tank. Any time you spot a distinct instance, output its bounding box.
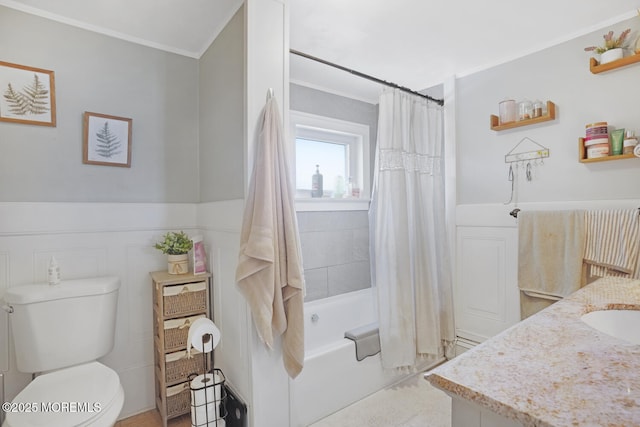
[4,276,120,373]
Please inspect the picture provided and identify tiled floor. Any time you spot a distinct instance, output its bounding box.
[309,373,451,427]
[117,373,451,427]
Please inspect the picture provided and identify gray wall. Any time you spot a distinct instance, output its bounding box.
[199,6,245,202]
[457,18,640,205]
[290,83,378,301]
[0,7,199,202]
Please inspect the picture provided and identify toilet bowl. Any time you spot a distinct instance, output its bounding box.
[3,362,124,427]
[2,277,125,427]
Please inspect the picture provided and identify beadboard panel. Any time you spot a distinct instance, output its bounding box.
[0,202,197,419]
[33,247,107,283]
[455,226,519,344]
[0,202,197,236]
[454,200,640,348]
[197,200,250,409]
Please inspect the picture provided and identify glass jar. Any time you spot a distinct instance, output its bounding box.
[518,100,533,121]
[498,99,516,125]
[532,100,544,118]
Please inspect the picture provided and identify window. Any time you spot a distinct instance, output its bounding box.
[290,111,370,211]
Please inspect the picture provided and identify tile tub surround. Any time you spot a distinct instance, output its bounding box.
[426,276,640,427]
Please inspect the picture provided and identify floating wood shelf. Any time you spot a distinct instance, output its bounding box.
[490,101,556,131]
[578,137,638,163]
[590,54,640,74]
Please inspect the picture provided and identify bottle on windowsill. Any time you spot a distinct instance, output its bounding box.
[311,164,323,198]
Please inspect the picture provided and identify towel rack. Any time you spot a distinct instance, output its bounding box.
[521,290,562,301]
[510,207,640,218]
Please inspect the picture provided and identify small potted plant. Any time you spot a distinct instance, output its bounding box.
[584,28,631,64]
[155,231,193,274]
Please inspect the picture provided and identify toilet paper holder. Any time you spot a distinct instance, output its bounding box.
[189,333,227,427]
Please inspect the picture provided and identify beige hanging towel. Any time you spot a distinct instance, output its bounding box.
[235,95,305,379]
[584,209,640,279]
[518,210,585,319]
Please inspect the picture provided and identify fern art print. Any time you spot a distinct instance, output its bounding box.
[83,112,132,167]
[0,61,56,126]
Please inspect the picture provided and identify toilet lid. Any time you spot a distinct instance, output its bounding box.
[5,362,120,427]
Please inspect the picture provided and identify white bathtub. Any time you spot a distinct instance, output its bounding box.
[289,288,403,426]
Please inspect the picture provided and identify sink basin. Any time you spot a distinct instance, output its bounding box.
[581,310,640,345]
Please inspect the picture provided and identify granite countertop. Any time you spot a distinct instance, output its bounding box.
[426,276,640,427]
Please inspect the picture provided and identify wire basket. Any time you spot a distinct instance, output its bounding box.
[189,369,227,427]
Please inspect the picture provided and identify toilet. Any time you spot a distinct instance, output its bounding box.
[2,276,125,427]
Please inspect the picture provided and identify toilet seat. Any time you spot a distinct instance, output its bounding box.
[4,361,124,427]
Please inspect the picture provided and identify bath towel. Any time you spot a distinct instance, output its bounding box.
[518,210,585,319]
[584,209,640,279]
[235,96,305,379]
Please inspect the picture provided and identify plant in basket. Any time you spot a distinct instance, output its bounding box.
[155,231,193,274]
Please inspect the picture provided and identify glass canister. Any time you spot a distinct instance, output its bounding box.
[518,100,533,121]
[498,99,516,125]
[532,100,544,118]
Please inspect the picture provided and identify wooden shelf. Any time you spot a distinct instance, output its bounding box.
[590,54,640,74]
[578,137,638,163]
[151,271,212,427]
[490,101,556,131]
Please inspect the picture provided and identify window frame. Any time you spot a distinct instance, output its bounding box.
[289,110,370,211]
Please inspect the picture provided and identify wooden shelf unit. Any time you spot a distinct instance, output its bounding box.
[490,101,556,131]
[578,137,638,163]
[151,271,212,427]
[589,54,640,74]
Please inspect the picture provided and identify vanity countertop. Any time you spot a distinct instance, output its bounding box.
[426,276,640,427]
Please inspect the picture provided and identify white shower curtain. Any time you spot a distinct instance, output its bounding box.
[370,88,455,370]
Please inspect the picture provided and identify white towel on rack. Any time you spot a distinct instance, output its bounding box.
[518,210,586,318]
[235,96,305,379]
[584,209,640,278]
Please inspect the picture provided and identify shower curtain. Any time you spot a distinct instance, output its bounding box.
[370,88,455,370]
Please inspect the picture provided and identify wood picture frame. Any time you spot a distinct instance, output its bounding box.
[0,61,56,127]
[83,111,132,168]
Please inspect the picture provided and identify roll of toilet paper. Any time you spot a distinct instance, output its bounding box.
[191,403,224,426]
[190,373,224,426]
[187,318,221,356]
[634,144,640,158]
[190,373,223,406]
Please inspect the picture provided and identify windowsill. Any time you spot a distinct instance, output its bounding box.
[295,198,371,212]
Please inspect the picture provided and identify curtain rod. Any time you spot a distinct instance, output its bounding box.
[290,49,444,106]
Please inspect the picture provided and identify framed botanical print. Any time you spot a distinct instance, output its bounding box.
[83,111,132,167]
[0,61,56,127]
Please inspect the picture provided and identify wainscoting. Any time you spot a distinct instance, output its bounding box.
[0,202,197,419]
[454,200,640,350]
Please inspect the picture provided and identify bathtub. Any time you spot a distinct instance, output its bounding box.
[289,288,403,426]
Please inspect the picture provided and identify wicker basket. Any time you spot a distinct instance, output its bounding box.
[163,314,206,353]
[165,349,206,385]
[162,281,207,317]
[166,382,191,418]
